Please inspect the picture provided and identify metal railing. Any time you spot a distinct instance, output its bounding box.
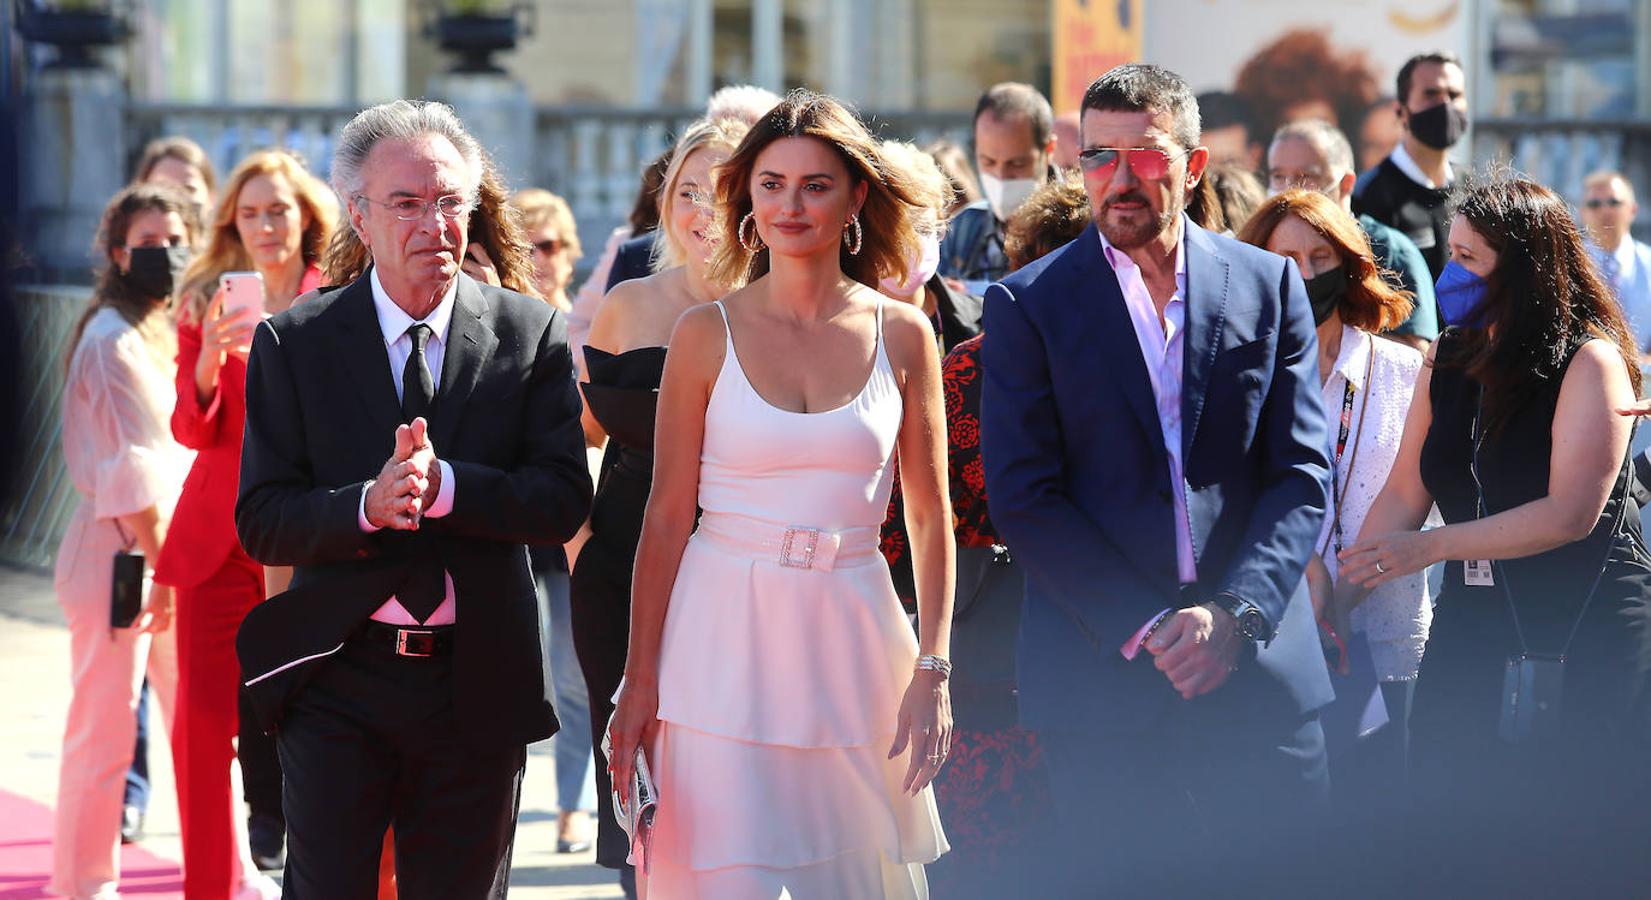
[0,285,91,570]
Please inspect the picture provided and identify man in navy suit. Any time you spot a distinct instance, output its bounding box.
[981,64,1334,895]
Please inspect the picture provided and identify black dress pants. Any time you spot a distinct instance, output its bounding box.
[277,638,525,899]
[1035,706,1331,899]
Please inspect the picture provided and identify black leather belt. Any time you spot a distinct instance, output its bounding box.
[357,621,454,659]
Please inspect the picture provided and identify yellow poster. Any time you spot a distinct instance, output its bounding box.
[1052,0,1145,114]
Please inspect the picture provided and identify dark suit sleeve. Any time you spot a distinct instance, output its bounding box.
[1214,257,1331,630]
[440,308,592,545]
[980,284,1172,649]
[235,319,378,566]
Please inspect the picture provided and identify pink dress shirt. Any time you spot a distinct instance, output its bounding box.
[356,268,459,625]
[1098,217,1196,656]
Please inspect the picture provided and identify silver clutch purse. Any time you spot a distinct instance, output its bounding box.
[600,729,659,873]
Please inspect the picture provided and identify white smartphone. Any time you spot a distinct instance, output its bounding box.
[220,271,265,322]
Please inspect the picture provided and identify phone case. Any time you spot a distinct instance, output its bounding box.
[111,551,146,628]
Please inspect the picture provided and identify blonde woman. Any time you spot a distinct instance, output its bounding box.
[52,184,198,900]
[512,188,582,312]
[151,149,333,898]
[569,116,747,890]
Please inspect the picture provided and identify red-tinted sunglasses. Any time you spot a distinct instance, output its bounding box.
[1076,146,1188,181]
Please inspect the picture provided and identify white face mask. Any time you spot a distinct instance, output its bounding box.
[878,231,942,299]
[979,172,1039,222]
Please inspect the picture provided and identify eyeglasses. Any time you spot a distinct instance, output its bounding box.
[533,238,563,255]
[1585,198,1626,210]
[1076,146,1188,181]
[356,194,473,221]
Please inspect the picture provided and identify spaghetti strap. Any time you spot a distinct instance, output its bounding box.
[712,299,731,334]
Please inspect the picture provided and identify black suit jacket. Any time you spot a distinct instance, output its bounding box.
[234,272,592,751]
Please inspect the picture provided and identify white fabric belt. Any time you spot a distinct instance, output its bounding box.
[693,512,882,572]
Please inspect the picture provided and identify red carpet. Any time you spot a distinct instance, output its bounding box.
[0,790,182,898]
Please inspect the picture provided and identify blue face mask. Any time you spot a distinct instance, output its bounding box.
[1436,260,1490,327]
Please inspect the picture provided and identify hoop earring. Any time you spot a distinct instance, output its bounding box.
[843,214,863,256]
[738,211,764,252]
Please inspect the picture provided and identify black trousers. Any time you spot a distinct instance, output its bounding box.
[277,638,525,899]
[1035,708,1331,899]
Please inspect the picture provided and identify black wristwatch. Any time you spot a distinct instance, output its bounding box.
[1208,592,1271,643]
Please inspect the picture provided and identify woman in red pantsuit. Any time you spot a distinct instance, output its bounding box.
[156,149,334,899]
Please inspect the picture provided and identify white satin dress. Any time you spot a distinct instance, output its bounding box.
[644,299,948,899]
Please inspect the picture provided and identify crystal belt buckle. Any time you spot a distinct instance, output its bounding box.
[778,527,822,569]
[395,629,436,657]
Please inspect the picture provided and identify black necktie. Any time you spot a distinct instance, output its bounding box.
[402,323,435,424]
[398,322,443,622]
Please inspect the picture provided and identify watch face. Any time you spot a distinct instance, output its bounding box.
[1239,610,1266,640]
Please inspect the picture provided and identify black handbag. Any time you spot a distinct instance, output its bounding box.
[1472,395,1629,745]
[949,543,1026,732]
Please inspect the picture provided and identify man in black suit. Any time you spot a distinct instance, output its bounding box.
[234,100,591,898]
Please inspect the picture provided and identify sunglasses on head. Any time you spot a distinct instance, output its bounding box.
[1585,198,1626,210]
[1076,146,1188,181]
[533,238,563,254]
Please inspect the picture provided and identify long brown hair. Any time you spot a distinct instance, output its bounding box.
[1238,189,1413,332]
[1444,173,1642,434]
[705,89,929,290]
[178,149,337,322]
[321,157,538,297]
[67,184,199,373]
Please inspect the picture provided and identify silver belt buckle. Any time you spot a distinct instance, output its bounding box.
[395,629,436,657]
[778,527,821,569]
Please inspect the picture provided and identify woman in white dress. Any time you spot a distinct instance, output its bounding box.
[607,89,953,899]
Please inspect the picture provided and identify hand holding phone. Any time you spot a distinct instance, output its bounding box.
[220,271,266,323]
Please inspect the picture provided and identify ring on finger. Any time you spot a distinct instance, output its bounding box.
[1375,561,1388,574]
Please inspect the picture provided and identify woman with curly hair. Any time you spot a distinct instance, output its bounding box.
[1233,28,1381,153]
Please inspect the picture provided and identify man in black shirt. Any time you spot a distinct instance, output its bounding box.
[1352,51,1468,279]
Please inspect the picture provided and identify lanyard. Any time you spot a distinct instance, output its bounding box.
[1323,346,1374,556]
[1470,387,1626,658]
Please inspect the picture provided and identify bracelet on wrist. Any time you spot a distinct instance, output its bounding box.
[914,655,952,679]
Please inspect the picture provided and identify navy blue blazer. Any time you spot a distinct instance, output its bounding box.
[981,220,1335,735]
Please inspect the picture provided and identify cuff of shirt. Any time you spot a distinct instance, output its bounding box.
[424,460,455,519]
[358,482,379,533]
[1119,608,1173,661]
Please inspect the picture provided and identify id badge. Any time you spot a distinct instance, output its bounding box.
[1464,559,1495,587]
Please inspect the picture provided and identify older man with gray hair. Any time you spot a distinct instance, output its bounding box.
[234,99,591,897]
[1267,117,1439,348]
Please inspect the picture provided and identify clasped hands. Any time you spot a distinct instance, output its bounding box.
[364,417,441,530]
[1145,604,1241,700]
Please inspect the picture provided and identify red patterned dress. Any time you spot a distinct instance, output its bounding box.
[880,333,1048,898]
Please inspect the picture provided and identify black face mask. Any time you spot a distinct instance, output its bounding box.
[123,245,190,299]
[1406,101,1468,151]
[1305,266,1348,326]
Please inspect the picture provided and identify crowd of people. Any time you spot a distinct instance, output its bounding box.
[43,49,1651,900]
